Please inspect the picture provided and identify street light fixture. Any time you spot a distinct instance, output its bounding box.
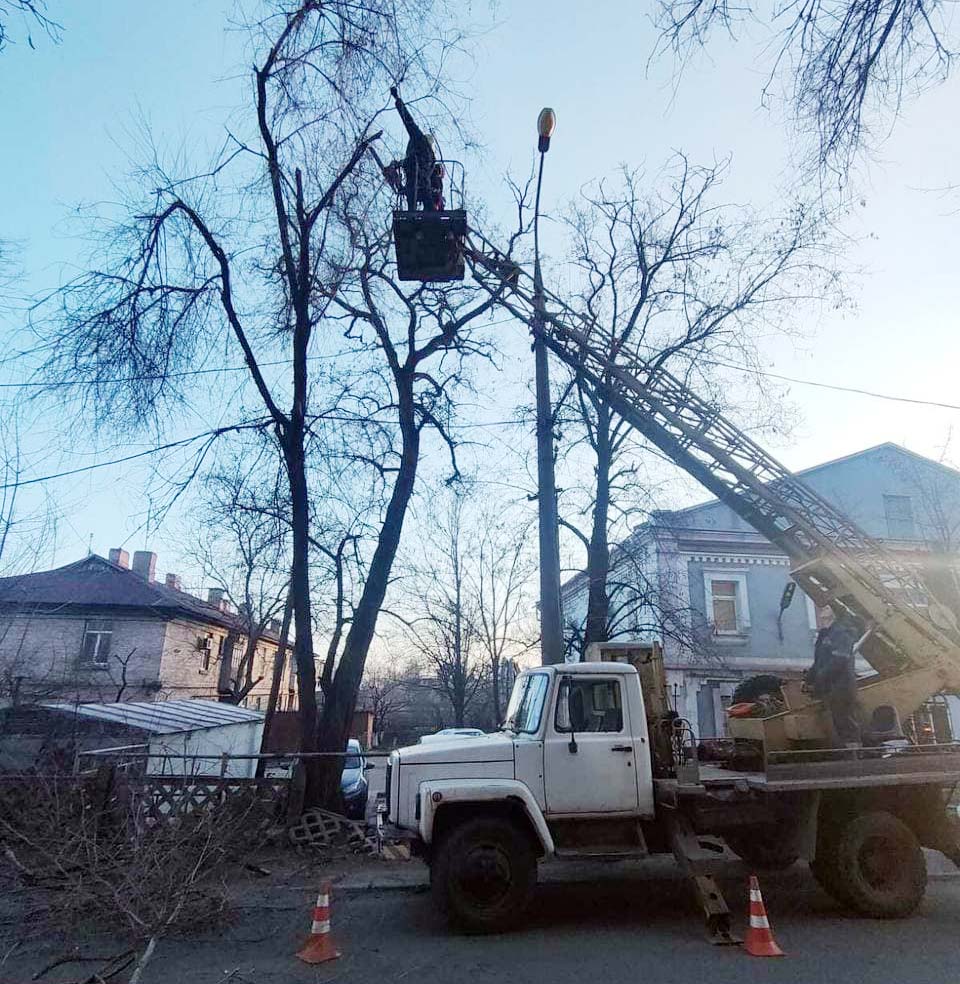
[532,107,564,666]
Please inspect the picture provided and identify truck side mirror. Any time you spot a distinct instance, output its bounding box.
[779,581,796,612]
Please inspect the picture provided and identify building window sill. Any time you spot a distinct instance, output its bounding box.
[712,633,750,644]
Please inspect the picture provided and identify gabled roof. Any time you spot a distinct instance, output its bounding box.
[561,442,960,597]
[41,698,264,734]
[660,442,959,525]
[0,554,277,638]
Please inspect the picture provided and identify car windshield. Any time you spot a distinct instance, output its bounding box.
[503,673,549,734]
[343,753,361,770]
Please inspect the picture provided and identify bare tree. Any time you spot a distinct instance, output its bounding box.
[402,497,486,727]
[0,1,59,51]
[556,156,833,658]
[188,453,289,704]
[655,0,958,176]
[34,1,479,806]
[471,511,537,723]
[361,660,418,746]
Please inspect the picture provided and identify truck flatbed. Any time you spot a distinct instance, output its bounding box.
[656,743,960,798]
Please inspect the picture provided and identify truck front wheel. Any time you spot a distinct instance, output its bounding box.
[431,816,536,933]
[831,811,927,918]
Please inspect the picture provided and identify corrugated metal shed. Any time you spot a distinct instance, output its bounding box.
[41,699,264,735]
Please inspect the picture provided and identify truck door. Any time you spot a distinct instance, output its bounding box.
[543,675,641,815]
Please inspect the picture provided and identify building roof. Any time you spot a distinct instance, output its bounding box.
[40,698,264,734]
[560,442,960,598]
[659,442,959,525]
[0,554,279,639]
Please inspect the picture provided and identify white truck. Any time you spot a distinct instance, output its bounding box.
[377,222,960,939]
[382,646,960,938]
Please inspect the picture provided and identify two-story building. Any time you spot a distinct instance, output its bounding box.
[561,443,960,741]
[0,548,296,710]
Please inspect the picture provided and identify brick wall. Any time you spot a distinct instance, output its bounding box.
[0,611,165,703]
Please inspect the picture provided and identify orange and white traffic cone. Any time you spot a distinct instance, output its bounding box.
[297,881,341,964]
[744,875,784,957]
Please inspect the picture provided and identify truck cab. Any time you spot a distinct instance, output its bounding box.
[384,663,660,930]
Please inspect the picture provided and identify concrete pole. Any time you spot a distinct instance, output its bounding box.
[532,148,564,665]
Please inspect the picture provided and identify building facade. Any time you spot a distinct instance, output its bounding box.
[561,443,960,741]
[0,549,295,710]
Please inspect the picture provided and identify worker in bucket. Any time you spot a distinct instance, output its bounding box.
[805,612,865,746]
[390,86,442,212]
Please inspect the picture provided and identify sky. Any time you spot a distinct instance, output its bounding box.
[1,0,959,580]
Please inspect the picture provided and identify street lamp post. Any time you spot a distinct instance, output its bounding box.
[532,107,564,665]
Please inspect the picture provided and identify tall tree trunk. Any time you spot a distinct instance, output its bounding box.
[285,433,321,803]
[583,402,612,655]
[256,588,293,777]
[490,657,501,725]
[314,382,421,806]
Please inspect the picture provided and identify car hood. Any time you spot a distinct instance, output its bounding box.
[398,732,514,765]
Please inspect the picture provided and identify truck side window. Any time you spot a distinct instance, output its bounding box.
[556,679,623,733]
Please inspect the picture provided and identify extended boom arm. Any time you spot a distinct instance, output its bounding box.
[465,230,960,743]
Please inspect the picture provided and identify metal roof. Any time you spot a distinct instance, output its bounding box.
[41,699,265,735]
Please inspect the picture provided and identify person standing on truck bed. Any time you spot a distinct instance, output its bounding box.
[805,613,865,746]
[391,86,442,212]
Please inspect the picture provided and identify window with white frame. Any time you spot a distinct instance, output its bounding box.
[702,572,750,636]
[80,619,113,667]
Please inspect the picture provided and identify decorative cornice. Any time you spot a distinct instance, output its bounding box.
[685,554,791,566]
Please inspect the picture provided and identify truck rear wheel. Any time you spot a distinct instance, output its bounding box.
[431,816,536,933]
[724,827,798,871]
[831,811,926,918]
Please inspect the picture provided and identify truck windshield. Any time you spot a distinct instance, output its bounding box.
[503,673,549,734]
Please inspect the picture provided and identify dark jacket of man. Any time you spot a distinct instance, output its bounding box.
[806,615,864,744]
[391,87,438,212]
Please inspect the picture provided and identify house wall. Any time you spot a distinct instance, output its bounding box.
[158,619,284,707]
[0,611,166,704]
[0,609,291,709]
[561,446,960,740]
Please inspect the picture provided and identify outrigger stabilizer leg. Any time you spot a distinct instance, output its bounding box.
[665,811,740,946]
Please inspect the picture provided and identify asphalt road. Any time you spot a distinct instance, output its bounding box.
[13,862,959,984]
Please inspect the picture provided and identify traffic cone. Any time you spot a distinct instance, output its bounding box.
[744,875,784,957]
[297,881,341,964]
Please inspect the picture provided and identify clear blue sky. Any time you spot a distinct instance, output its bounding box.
[1,1,959,573]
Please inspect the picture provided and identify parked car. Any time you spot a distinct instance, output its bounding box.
[418,728,485,745]
[340,738,372,820]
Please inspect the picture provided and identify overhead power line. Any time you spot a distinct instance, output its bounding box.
[4,345,958,412]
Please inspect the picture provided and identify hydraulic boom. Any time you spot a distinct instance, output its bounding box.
[465,230,960,749]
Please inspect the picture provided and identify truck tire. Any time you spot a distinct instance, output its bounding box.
[810,841,852,906]
[831,811,926,918]
[724,828,799,871]
[431,816,536,933]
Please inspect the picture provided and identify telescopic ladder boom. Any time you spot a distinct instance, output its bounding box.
[465,231,960,739]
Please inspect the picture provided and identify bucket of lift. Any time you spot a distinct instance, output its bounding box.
[390,158,468,282]
[393,208,467,282]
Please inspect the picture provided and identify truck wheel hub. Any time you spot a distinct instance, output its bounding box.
[456,843,512,905]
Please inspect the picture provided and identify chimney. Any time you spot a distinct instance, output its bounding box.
[268,618,282,635]
[165,573,182,592]
[132,550,157,582]
[108,548,130,569]
[207,587,225,610]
